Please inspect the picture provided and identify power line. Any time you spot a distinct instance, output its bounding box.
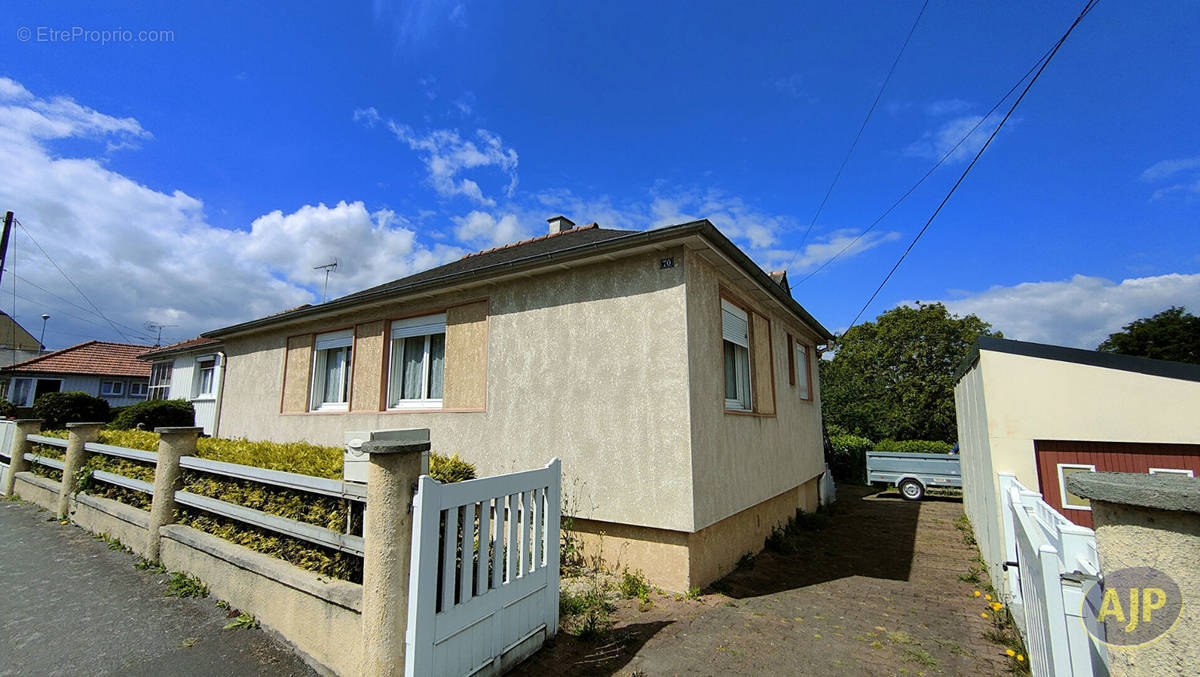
[7,271,157,341]
[784,0,931,270]
[13,218,143,344]
[841,0,1100,335]
[792,39,1063,287]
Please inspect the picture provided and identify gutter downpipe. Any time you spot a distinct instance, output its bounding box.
[211,350,227,438]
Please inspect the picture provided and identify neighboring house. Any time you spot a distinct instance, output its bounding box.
[205,217,833,590]
[0,340,152,408]
[137,337,225,435]
[0,310,45,368]
[954,336,1200,592]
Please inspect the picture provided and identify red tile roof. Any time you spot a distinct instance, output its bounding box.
[137,336,221,361]
[2,340,153,377]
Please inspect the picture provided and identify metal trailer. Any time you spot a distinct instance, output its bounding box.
[866,451,962,500]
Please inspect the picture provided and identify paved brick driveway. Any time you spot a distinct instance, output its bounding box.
[519,485,1013,676]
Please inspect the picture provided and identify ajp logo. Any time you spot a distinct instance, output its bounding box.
[1081,567,1182,647]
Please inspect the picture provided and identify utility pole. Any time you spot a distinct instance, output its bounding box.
[0,211,13,291]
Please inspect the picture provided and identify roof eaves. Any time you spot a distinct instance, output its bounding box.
[954,336,1200,384]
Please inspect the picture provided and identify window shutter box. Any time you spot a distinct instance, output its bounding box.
[314,329,354,351]
[721,299,749,348]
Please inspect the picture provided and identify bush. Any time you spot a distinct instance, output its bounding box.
[874,439,954,454]
[827,432,873,484]
[110,399,195,431]
[33,391,110,430]
[0,399,15,418]
[429,453,476,483]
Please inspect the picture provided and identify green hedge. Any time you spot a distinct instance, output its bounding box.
[33,391,110,429]
[0,399,16,418]
[109,399,195,430]
[874,439,954,454]
[827,432,873,484]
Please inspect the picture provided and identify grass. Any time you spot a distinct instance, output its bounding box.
[902,645,938,668]
[166,572,210,599]
[954,514,977,546]
[559,580,615,640]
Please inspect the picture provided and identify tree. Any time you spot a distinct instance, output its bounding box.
[821,302,1001,443]
[1097,306,1200,364]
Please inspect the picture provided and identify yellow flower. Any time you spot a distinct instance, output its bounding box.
[974,591,981,597]
[1006,649,1015,657]
[982,612,989,618]
[985,594,992,601]
[992,602,1003,610]
[1017,655,1025,662]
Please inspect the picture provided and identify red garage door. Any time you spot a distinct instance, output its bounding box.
[1034,440,1200,528]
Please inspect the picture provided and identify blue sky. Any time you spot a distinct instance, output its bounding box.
[1,0,1198,350]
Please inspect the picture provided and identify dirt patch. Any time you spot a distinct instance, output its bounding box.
[515,485,1014,676]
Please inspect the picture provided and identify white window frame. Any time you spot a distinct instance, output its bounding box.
[99,380,125,396]
[387,313,446,410]
[721,298,753,411]
[1057,463,1096,511]
[1148,467,1194,478]
[9,377,34,407]
[129,381,149,398]
[193,355,218,399]
[794,339,812,401]
[310,329,354,412]
[148,361,173,400]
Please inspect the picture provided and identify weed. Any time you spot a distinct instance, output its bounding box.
[870,640,884,649]
[134,558,165,573]
[959,565,984,585]
[617,569,652,602]
[216,600,231,610]
[886,630,913,644]
[559,579,614,640]
[166,572,209,599]
[223,611,259,630]
[902,646,938,668]
[103,533,124,551]
[180,637,198,648]
[953,514,977,545]
[685,586,701,601]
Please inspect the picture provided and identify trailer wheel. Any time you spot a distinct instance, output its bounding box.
[899,479,924,501]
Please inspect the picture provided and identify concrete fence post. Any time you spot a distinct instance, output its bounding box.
[357,428,430,677]
[2,419,41,496]
[57,422,105,518]
[146,426,202,562]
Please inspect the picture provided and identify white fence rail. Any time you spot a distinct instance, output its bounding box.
[16,432,365,557]
[406,458,561,677]
[998,473,1107,677]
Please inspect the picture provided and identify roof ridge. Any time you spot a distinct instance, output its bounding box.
[461,223,600,260]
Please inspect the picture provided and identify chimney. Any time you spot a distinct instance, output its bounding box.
[547,215,575,235]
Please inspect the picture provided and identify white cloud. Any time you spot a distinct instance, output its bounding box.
[925,98,972,116]
[352,107,381,127]
[382,120,518,206]
[1141,156,1200,200]
[0,78,462,347]
[451,210,527,247]
[762,228,901,274]
[904,114,994,164]
[927,273,1200,348]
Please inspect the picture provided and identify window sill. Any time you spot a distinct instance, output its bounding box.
[311,403,349,413]
[191,396,216,402]
[387,400,444,411]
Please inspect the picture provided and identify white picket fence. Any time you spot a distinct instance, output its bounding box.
[406,458,561,677]
[998,473,1108,677]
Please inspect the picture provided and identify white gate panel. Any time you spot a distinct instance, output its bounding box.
[406,459,560,677]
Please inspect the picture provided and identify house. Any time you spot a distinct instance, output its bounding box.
[205,217,833,590]
[137,337,224,435]
[954,336,1200,592]
[0,310,45,368]
[1,340,152,408]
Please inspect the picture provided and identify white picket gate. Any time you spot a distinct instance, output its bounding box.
[999,473,1108,677]
[405,458,561,677]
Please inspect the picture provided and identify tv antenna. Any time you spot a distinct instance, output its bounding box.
[314,259,338,303]
[144,321,178,346]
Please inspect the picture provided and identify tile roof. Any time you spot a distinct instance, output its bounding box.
[2,340,153,377]
[333,223,638,304]
[138,336,222,361]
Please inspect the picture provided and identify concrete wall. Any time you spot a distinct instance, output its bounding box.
[219,250,697,532]
[684,252,826,531]
[1089,500,1199,677]
[956,350,1200,592]
[160,525,363,676]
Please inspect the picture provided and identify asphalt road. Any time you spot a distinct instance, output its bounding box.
[0,498,316,676]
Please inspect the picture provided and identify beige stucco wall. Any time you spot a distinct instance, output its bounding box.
[956,350,1200,594]
[1089,501,1199,677]
[218,250,697,531]
[684,252,826,531]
